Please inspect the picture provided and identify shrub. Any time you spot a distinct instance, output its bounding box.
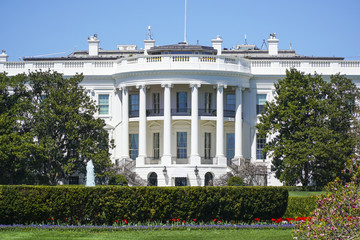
[0,186,288,225]
[108,175,128,186]
[227,176,244,186]
[294,158,360,239]
[283,196,317,219]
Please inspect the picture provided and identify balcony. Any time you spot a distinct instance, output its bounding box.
[201,157,216,164]
[199,108,216,116]
[144,157,161,165]
[172,157,189,164]
[171,108,191,116]
[147,108,164,116]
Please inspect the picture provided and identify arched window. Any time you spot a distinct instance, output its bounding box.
[204,172,213,186]
[148,172,158,186]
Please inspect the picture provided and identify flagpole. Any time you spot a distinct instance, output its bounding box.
[184,0,187,43]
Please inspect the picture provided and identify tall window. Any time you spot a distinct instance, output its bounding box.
[176,92,187,112]
[256,94,267,115]
[129,94,139,117]
[177,132,187,158]
[99,94,109,115]
[256,134,266,160]
[204,132,211,159]
[226,133,235,162]
[204,93,212,113]
[153,132,160,159]
[129,134,139,160]
[226,94,235,111]
[153,93,160,114]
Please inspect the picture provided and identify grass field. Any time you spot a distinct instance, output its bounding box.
[0,228,294,240]
[288,191,325,197]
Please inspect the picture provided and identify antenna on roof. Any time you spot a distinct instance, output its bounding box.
[147,26,153,40]
[261,39,268,50]
[244,33,248,45]
[289,42,292,50]
[184,0,187,44]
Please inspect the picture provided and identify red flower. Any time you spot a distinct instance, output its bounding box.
[271,218,276,222]
[193,218,197,222]
[177,218,180,222]
[213,218,217,222]
[124,219,128,224]
[218,220,222,223]
[182,220,186,223]
[172,218,175,222]
[254,218,260,222]
[115,220,118,223]
[65,218,68,221]
[51,218,54,221]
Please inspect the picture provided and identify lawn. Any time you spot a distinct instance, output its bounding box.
[0,228,294,240]
[288,191,325,197]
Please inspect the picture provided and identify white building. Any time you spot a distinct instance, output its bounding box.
[1,33,360,186]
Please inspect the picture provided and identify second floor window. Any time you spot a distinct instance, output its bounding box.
[129,94,139,116]
[177,92,187,112]
[99,94,109,115]
[256,94,267,115]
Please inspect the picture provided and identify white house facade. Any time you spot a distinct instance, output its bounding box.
[1,33,360,186]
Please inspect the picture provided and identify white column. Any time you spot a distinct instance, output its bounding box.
[136,84,147,166]
[216,84,226,165]
[234,87,243,161]
[162,83,172,165]
[121,87,129,159]
[190,83,200,165]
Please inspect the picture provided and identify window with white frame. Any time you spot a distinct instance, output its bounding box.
[204,92,212,113]
[256,134,266,160]
[204,132,211,159]
[256,94,267,115]
[153,132,160,159]
[153,93,160,114]
[177,132,187,158]
[98,94,109,115]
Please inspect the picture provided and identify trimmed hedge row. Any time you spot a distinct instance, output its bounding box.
[0,186,288,225]
[283,196,317,218]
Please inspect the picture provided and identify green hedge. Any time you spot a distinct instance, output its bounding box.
[0,186,288,225]
[283,196,317,218]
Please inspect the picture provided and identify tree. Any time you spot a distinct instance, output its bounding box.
[257,69,359,187]
[0,71,113,185]
[227,176,244,186]
[0,73,42,184]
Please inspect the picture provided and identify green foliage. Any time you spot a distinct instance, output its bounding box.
[283,196,317,218]
[294,158,360,239]
[227,176,244,186]
[108,175,128,186]
[0,186,288,224]
[0,71,113,185]
[257,69,359,187]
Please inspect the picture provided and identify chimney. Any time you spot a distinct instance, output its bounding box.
[88,34,100,56]
[267,33,279,56]
[0,50,8,62]
[211,35,223,55]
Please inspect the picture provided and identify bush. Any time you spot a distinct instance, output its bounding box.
[283,196,317,218]
[227,176,244,186]
[108,175,128,186]
[0,186,288,225]
[294,158,360,239]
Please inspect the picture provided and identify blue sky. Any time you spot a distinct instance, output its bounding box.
[1,0,360,61]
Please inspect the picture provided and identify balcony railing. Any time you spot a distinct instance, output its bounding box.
[224,110,235,117]
[172,157,189,164]
[201,157,216,164]
[145,157,161,165]
[129,110,139,118]
[199,108,217,116]
[147,108,164,116]
[171,108,191,116]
